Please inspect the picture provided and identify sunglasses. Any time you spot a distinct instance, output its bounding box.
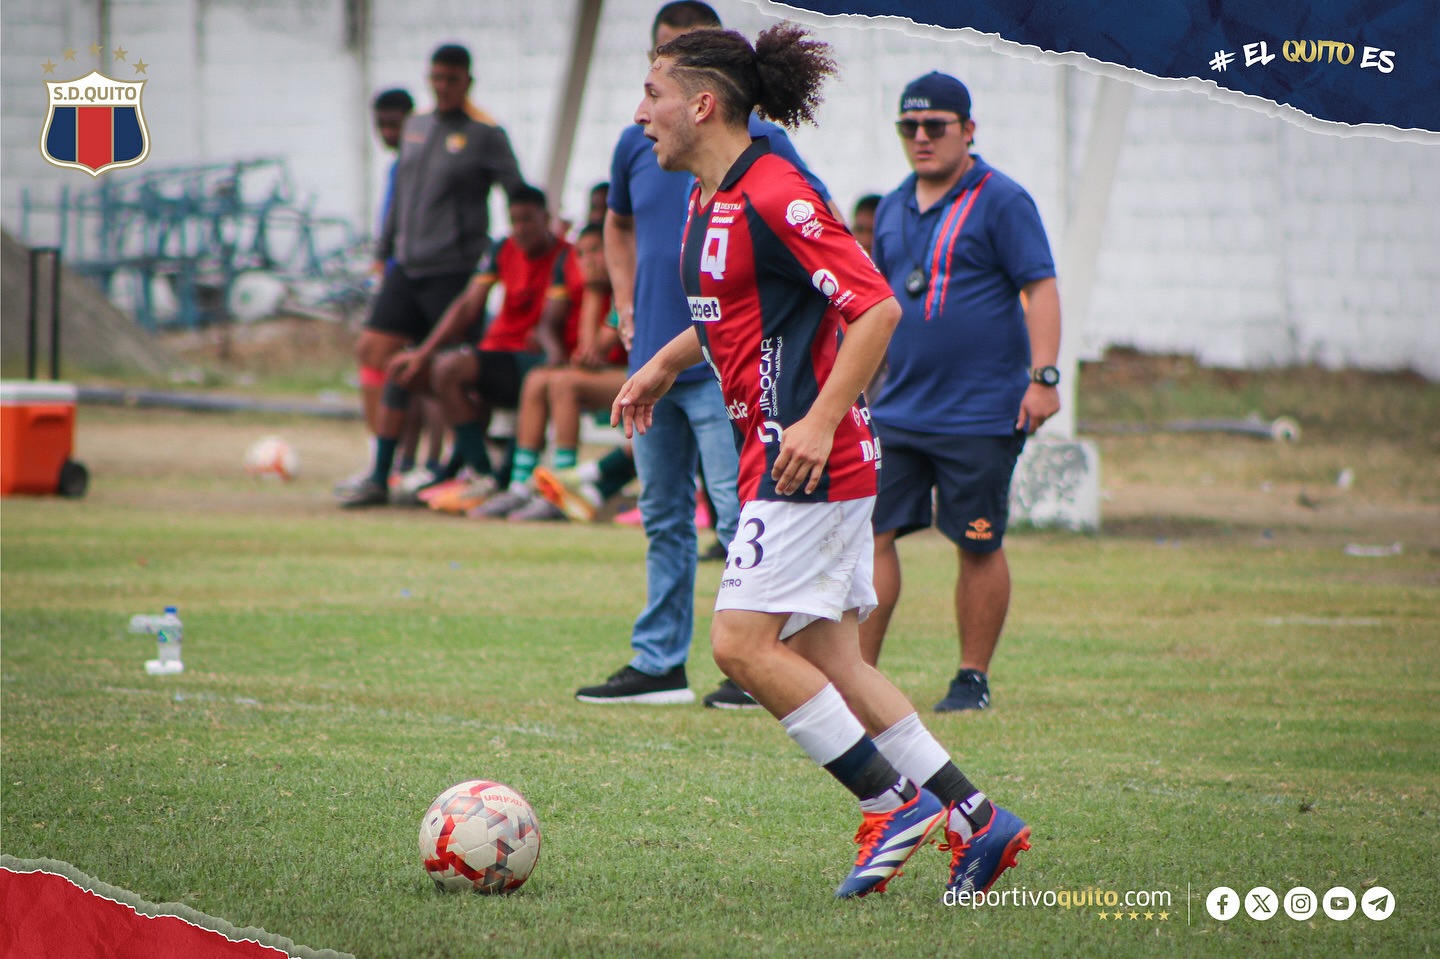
[895,118,965,140]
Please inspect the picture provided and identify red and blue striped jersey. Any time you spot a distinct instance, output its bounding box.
[681,139,895,504]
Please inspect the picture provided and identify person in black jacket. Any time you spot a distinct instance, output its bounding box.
[341,43,527,508]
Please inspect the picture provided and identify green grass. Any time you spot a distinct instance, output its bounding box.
[3,459,1437,958]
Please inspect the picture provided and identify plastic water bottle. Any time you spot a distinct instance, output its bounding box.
[144,606,184,674]
[128,613,160,635]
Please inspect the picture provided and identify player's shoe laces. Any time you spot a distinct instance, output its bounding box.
[934,668,990,712]
[835,787,946,900]
[941,805,1031,897]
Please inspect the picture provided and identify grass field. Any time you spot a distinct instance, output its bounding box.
[2,362,1438,958]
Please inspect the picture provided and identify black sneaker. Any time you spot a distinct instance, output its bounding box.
[338,478,388,508]
[700,540,728,562]
[575,665,695,705]
[702,678,762,710]
[933,669,990,712]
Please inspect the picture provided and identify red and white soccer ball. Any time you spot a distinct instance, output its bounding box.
[419,780,542,894]
[243,435,299,480]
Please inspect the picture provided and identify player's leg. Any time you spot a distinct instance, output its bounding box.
[932,431,1027,711]
[575,393,697,704]
[858,424,936,665]
[470,352,547,518]
[712,498,944,898]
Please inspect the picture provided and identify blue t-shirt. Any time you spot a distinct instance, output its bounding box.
[870,155,1055,435]
[608,117,831,380]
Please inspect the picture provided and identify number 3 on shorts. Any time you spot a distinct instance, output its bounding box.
[728,518,765,570]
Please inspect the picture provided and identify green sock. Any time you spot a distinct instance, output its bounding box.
[510,448,540,488]
[595,447,637,499]
[452,422,492,476]
[554,448,578,471]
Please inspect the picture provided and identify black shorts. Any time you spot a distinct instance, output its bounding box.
[871,423,1026,553]
[364,267,471,342]
[465,348,547,408]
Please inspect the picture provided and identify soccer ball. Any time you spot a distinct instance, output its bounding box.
[419,780,542,893]
[243,435,299,480]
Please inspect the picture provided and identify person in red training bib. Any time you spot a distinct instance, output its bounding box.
[612,23,1032,902]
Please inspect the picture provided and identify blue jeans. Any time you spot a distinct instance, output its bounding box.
[628,376,741,676]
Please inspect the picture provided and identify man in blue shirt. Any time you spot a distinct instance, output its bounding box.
[575,1,835,708]
[862,72,1063,712]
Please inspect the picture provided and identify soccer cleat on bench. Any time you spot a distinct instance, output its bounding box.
[942,805,1031,897]
[835,787,946,899]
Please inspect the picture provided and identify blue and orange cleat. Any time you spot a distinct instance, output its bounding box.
[835,788,947,899]
[942,805,1031,896]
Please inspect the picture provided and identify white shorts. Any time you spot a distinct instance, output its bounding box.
[715,497,878,640]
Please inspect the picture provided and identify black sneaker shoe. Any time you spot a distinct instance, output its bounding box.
[700,540,728,562]
[933,669,990,712]
[338,478,388,508]
[575,665,695,705]
[702,678,762,710]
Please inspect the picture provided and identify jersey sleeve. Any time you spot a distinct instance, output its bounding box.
[474,237,506,279]
[989,189,1057,290]
[547,246,582,302]
[749,161,893,325]
[607,129,636,217]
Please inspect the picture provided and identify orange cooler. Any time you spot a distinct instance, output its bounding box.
[1,381,83,496]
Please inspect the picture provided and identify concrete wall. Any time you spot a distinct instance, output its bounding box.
[4,0,1436,376]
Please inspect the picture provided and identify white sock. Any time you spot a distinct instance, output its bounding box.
[780,684,865,767]
[872,712,950,786]
[577,461,601,483]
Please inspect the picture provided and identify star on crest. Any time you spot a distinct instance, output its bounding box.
[113,46,128,62]
[133,59,149,74]
[41,59,57,75]
[88,42,103,57]
[63,48,77,61]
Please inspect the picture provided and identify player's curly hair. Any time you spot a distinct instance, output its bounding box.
[656,23,836,130]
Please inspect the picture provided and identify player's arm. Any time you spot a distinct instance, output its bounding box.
[611,327,702,438]
[604,210,638,350]
[1016,276,1061,432]
[388,274,495,386]
[571,286,609,368]
[771,297,901,496]
[531,292,570,367]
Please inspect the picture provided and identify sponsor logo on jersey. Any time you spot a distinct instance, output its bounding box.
[800,218,824,240]
[811,269,839,298]
[758,336,782,417]
[756,420,785,444]
[688,296,722,322]
[965,518,995,541]
[719,577,743,589]
[834,290,856,310]
[860,436,882,464]
[725,398,750,421]
[700,227,729,280]
[713,200,744,212]
[785,199,815,225]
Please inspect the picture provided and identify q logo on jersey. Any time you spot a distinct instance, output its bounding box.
[811,269,839,298]
[756,421,785,444]
[785,199,815,226]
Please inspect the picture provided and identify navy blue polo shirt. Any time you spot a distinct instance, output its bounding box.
[608,116,831,382]
[870,155,1055,435]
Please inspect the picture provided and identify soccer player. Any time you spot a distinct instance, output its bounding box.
[861,73,1062,712]
[341,44,526,508]
[613,24,1031,900]
[385,186,571,513]
[574,1,837,710]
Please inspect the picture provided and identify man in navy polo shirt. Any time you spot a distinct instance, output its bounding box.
[861,72,1063,712]
[573,1,836,708]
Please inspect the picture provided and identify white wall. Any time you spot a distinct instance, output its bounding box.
[3,0,1437,376]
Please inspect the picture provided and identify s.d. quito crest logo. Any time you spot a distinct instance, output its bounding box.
[40,43,151,176]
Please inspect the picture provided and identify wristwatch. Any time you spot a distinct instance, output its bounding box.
[1031,365,1061,387]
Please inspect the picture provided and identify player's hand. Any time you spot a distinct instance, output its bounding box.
[1016,383,1060,433]
[771,414,833,496]
[386,349,426,389]
[612,362,676,438]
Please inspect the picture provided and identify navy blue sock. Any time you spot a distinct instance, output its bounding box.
[824,738,913,803]
[369,438,398,485]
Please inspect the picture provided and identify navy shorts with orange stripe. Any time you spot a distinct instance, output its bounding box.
[870,422,1026,553]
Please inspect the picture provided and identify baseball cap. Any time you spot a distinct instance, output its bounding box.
[899,72,971,118]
